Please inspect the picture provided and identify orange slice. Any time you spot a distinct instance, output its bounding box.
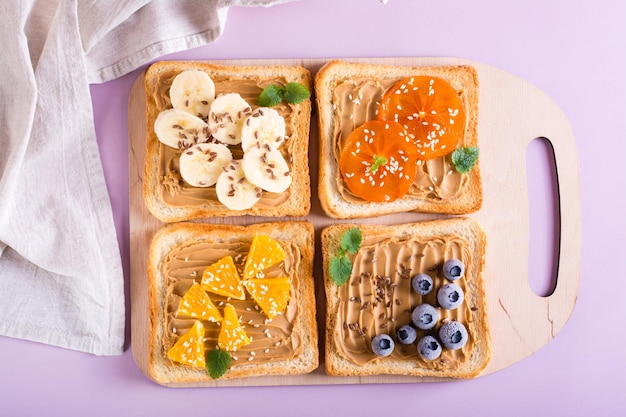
[175,282,222,323]
[201,255,245,300]
[242,277,291,319]
[378,76,466,160]
[242,234,286,280]
[166,320,206,369]
[218,303,251,351]
[339,120,419,202]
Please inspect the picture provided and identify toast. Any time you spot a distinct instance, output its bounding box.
[143,61,312,222]
[315,60,482,218]
[146,221,318,384]
[321,218,490,378]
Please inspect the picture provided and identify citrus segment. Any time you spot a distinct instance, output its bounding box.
[339,120,419,202]
[378,76,466,160]
[243,277,291,319]
[218,303,251,351]
[166,320,206,369]
[175,281,222,323]
[242,234,286,280]
[201,255,245,300]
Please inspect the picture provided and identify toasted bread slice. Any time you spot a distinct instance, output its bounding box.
[315,60,482,218]
[143,61,311,222]
[147,221,318,384]
[321,218,490,378]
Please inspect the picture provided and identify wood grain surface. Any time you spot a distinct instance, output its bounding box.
[129,57,581,387]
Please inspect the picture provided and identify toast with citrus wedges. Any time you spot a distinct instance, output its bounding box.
[146,221,318,384]
[315,60,482,218]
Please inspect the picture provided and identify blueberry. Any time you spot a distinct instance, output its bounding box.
[411,273,434,295]
[371,334,395,357]
[438,321,469,350]
[411,303,439,330]
[417,335,442,361]
[442,258,465,281]
[437,283,464,310]
[396,324,417,345]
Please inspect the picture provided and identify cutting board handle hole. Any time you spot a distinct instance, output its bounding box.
[526,137,560,297]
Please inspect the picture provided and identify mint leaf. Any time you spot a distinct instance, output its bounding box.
[206,348,231,379]
[370,155,388,174]
[329,227,362,286]
[340,227,362,255]
[283,82,310,104]
[451,146,480,173]
[258,85,283,107]
[329,255,353,286]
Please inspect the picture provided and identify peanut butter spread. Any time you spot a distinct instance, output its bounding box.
[161,238,302,366]
[335,233,476,371]
[151,70,296,208]
[332,79,469,203]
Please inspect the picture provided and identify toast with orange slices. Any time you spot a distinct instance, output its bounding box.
[315,60,482,219]
[146,221,318,384]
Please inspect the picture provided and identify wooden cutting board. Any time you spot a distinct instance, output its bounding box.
[128,57,581,386]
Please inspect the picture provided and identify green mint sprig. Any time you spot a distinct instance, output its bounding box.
[258,82,310,107]
[329,227,362,285]
[451,146,480,173]
[206,348,231,379]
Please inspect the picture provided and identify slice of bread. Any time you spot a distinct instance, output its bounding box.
[147,221,318,384]
[321,218,490,378]
[143,61,311,222]
[315,60,482,218]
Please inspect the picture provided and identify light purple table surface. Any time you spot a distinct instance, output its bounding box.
[3,0,624,415]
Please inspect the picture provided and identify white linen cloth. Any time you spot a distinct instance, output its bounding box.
[0,0,290,355]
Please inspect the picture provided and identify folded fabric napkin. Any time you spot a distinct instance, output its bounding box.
[0,0,291,356]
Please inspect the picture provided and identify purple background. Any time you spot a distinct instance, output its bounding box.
[2,0,623,415]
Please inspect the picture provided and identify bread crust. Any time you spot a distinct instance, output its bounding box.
[147,221,318,385]
[143,61,312,222]
[321,218,490,378]
[315,60,482,219]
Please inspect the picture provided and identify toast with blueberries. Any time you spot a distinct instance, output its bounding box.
[321,218,491,378]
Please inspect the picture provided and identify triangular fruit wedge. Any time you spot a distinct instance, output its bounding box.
[175,281,222,323]
[218,303,251,352]
[167,320,206,369]
[242,234,286,280]
[201,255,245,300]
[242,277,291,320]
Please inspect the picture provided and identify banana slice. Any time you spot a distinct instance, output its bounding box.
[154,109,210,149]
[240,107,286,152]
[241,147,292,193]
[215,160,262,210]
[169,70,215,119]
[179,142,232,187]
[207,93,252,145]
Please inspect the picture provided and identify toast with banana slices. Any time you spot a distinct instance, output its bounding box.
[143,61,312,222]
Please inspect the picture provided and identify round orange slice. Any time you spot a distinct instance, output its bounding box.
[201,255,245,300]
[242,234,286,280]
[167,320,206,369]
[339,120,419,202]
[242,277,291,319]
[175,281,222,323]
[218,303,251,351]
[378,76,466,160]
